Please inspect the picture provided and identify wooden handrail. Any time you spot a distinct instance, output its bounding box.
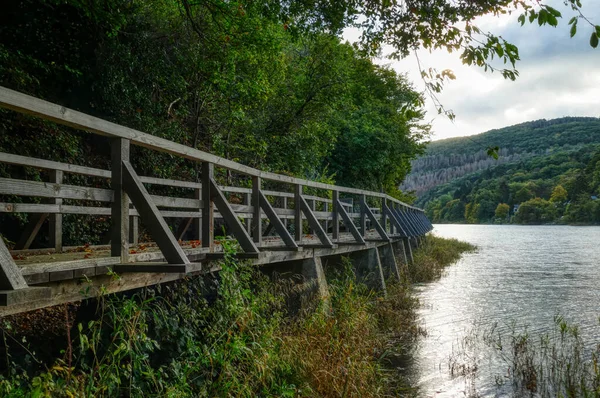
[0,86,422,211]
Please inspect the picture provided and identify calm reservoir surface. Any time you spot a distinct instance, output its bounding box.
[412,224,600,397]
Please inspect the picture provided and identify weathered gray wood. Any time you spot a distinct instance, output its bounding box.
[252,177,262,244]
[0,87,424,209]
[259,191,298,249]
[202,163,214,250]
[139,176,201,189]
[209,178,259,253]
[403,237,414,264]
[0,151,110,178]
[382,198,389,234]
[122,160,189,264]
[332,191,340,240]
[335,199,365,244]
[15,213,48,250]
[0,235,28,290]
[194,188,202,240]
[384,204,407,237]
[299,195,334,248]
[0,287,51,306]
[130,216,139,245]
[323,202,329,234]
[49,170,63,252]
[362,199,389,241]
[295,185,302,243]
[282,197,288,229]
[243,192,252,234]
[0,178,113,202]
[395,208,416,237]
[360,194,367,236]
[113,263,189,273]
[111,138,130,261]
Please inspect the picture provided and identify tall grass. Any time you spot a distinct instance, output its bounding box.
[409,236,476,283]
[0,235,474,397]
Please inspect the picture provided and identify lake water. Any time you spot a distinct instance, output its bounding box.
[411,224,600,397]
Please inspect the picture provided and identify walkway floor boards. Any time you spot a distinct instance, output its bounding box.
[0,230,401,316]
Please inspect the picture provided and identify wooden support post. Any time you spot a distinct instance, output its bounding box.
[392,239,408,266]
[324,202,329,233]
[378,242,401,282]
[129,216,139,245]
[335,199,365,244]
[382,198,388,235]
[244,192,252,234]
[49,170,63,252]
[332,191,340,242]
[295,184,302,243]
[252,176,262,244]
[299,195,334,247]
[282,197,288,229]
[209,178,259,253]
[308,199,315,235]
[403,237,414,265]
[0,236,28,291]
[384,204,407,237]
[0,237,51,305]
[122,161,189,265]
[350,248,386,295]
[301,255,329,303]
[15,214,48,250]
[259,191,298,249]
[195,187,202,240]
[111,138,129,261]
[363,203,389,241]
[202,163,214,251]
[360,194,367,236]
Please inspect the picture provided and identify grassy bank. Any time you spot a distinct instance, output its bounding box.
[0,236,475,397]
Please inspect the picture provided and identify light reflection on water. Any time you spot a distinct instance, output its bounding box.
[411,224,600,397]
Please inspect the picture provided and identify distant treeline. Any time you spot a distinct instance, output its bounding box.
[420,145,600,225]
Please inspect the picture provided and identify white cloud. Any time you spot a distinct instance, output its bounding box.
[363,1,600,141]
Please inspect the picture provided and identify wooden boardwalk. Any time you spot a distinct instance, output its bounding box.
[0,87,432,315]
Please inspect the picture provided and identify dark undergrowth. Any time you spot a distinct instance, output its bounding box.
[0,235,474,397]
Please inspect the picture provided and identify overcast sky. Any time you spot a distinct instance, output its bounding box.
[355,1,600,141]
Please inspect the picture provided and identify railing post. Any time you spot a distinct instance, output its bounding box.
[201,162,214,251]
[111,138,129,261]
[324,202,329,233]
[252,176,262,244]
[382,198,388,235]
[49,170,63,252]
[244,191,252,234]
[282,197,288,229]
[194,187,202,241]
[332,190,339,241]
[360,194,367,237]
[295,184,302,243]
[129,216,139,245]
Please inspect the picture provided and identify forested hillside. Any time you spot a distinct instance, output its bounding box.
[402,117,600,196]
[410,118,600,224]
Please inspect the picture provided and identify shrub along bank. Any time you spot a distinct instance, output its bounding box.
[0,236,475,397]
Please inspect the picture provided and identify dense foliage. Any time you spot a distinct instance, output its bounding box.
[0,236,474,397]
[421,144,600,225]
[0,0,431,245]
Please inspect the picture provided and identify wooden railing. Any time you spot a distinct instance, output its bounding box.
[0,86,432,307]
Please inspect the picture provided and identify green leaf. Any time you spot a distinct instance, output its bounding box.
[591,32,599,48]
[487,146,500,160]
[570,23,577,38]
